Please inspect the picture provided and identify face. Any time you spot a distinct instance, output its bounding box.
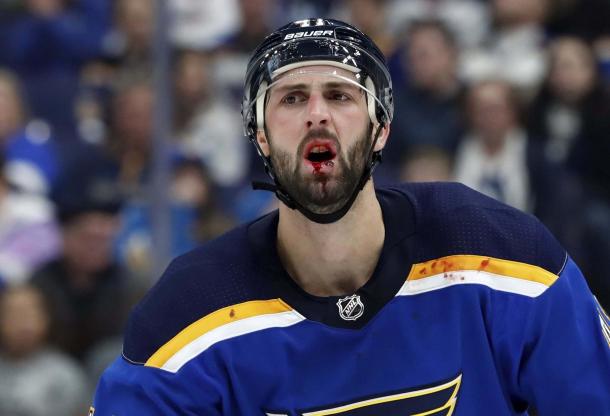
[0,76,24,142]
[175,52,211,106]
[467,81,517,145]
[117,0,154,50]
[549,38,596,103]
[63,212,119,276]
[113,84,154,150]
[259,66,384,214]
[408,27,455,90]
[0,286,49,358]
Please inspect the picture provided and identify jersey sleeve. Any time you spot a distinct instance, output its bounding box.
[516,257,610,413]
[91,355,223,416]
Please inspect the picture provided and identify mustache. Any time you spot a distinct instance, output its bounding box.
[297,129,341,156]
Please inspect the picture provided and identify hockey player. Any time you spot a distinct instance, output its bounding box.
[91,19,610,414]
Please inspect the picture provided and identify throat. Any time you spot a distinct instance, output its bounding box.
[276,194,385,297]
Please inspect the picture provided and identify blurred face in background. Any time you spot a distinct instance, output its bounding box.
[116,0,154,52]
[25,0,65,16]
[348,0,385,37]
[493,0,548,26]
[548,37,596,104]
[171,162,211,207]
[174,51,212,108]
[407,25,457,94]
[0,286,49,359]
[62,212,119,278]
[467,81,518,151]
[239,0,274,35]
[112,84,154,151]
[0,73,25,143]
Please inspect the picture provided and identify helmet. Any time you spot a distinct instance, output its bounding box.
[241,18,393,224]
[242,18,393,143]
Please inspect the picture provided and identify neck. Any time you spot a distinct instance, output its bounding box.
[276,181,384,297]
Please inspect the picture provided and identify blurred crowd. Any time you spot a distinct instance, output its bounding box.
[0,0,609,413]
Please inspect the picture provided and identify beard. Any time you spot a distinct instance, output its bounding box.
[267,123,373,214]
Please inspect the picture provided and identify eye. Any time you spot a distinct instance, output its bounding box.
[329,91,351,101]
[280,93,306,105]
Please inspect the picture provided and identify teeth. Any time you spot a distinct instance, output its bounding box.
[311,146,326,153]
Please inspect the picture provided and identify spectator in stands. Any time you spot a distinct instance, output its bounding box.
[104,0,153,77]
[385,0,490,50]
[0,284,88,416]
[453,79,582,240]
[0,69,23,145]
[212,0,281,98]
[381,19,464,181]
[0,154,60,286]
[526,37,610,308]
[173,49,248,190]
[169,0,240,51]
[0,69,60,194]
[461,0,549,94]
[106,79,155,195]
[115,157,236,279]
[30,165,137,361]
[0,0,111,140]
[399,145,453,183]
[527,36,610,202]
[333,0,396,57]
[226,0,279,54]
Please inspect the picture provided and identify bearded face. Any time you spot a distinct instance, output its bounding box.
[266,123,373,214]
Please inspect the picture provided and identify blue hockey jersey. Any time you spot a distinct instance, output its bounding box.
[92,182,610,415]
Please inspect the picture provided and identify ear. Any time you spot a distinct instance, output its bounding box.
[256,129,270,157]
[373,123,390,152]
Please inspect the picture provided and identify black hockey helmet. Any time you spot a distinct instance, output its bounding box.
[241,18,394,224]
[242,18,393,141]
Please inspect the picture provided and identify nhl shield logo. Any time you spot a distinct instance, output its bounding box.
[337,294,364,321]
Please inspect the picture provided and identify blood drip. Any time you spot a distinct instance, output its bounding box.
[311,160,334,173]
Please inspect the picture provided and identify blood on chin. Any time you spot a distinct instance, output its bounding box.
[302,159,336,176]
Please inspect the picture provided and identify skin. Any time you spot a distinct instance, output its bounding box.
[407,26,458,96]
[548,37,596,104]
[256,66,390,296]
[466,81,518,155]
[0,286,49,360]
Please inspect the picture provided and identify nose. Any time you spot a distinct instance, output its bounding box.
[306,91,330,128]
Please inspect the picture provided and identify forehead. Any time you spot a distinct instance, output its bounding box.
[271,64,361,87]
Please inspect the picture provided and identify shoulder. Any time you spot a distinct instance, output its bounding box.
[122,219,276,364]
[381,182,567,275]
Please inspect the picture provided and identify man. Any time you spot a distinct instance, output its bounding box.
[92,19,610,414]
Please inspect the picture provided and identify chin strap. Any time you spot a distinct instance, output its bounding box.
[252,124,384,224]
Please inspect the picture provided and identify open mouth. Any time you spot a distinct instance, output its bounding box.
[305,143,336,163]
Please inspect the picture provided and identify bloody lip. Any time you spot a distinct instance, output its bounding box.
[303,139,337,175]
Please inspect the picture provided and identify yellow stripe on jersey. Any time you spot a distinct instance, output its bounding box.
[302,374,462,416]
[407,254,558,287]
[146,299,294,368]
